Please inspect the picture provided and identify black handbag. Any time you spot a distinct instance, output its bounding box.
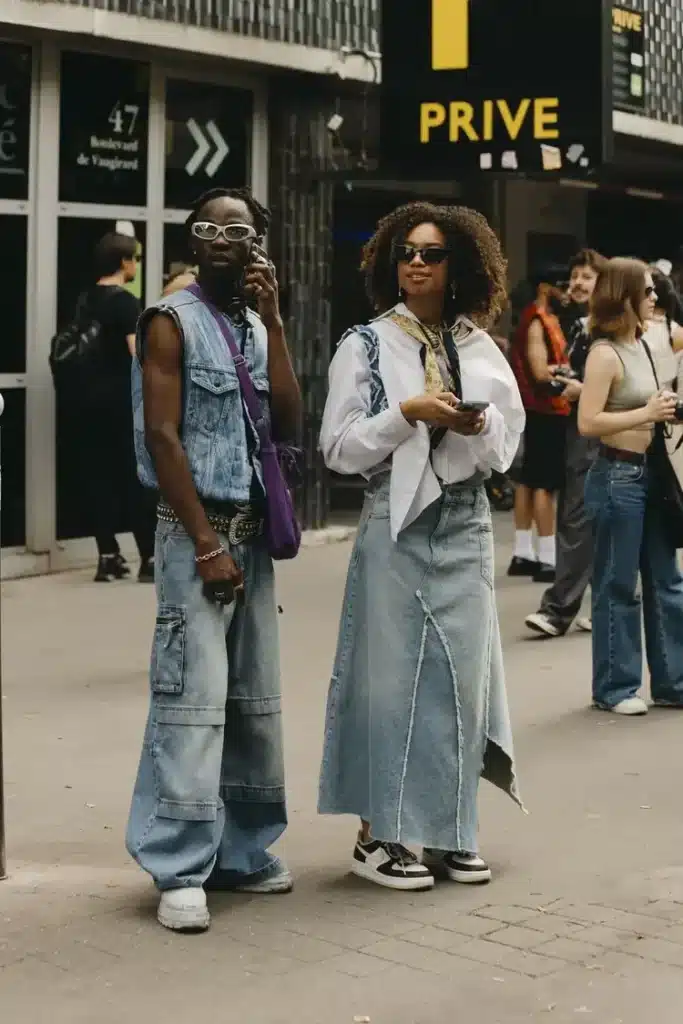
[641,338,683,548]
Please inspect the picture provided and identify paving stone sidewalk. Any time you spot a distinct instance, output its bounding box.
[2,534,683,1022]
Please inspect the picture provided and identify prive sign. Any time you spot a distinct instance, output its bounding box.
[381,0,611,176]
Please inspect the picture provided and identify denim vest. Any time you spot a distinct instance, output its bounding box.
[132,289,269,503]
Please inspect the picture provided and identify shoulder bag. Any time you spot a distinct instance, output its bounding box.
[188,283,301,560]
[641,337,683,548]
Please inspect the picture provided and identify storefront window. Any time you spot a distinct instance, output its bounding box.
[0,388,26,547]
[163,221,193,289]
[56,218,146,541]
[164,79,252,210]
[59,52,150,206]
[0,216,28,373]
[0,42,31,201]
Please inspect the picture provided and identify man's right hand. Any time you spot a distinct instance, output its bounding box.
[195,539,244,589]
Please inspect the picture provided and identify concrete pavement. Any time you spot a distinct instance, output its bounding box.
[2,519,683,1022]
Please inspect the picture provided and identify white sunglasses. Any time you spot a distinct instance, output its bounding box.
[191,221,257,243]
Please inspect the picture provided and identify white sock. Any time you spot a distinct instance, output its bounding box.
[514,530,535,561]
[538,535,556,567]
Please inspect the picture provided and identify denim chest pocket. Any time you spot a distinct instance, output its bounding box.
[186,365,239,435]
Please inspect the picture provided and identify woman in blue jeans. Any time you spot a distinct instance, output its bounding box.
[579,258,683,715]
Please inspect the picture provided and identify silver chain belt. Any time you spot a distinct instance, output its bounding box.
[157,501,264,546]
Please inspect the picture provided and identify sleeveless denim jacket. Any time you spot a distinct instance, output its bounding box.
[132,288,270,503]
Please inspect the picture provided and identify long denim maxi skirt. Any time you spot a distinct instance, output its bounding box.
[318,474,522,853]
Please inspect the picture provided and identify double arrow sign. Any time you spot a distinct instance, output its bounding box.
[185,118,230,177]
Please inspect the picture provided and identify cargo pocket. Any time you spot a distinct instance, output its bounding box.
[150,604,187,695]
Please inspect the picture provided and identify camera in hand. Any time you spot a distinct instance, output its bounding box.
[546,366,578,396]
[674,402,683,423]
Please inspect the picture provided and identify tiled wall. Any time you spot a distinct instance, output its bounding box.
[617,0,683,123]
[53,0,380,52]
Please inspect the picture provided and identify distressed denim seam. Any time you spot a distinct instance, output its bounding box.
[416,590,464,852]
[395,615,428,841]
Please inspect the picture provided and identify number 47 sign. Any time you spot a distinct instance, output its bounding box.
[108,100,140,136]
[431,0,470,71]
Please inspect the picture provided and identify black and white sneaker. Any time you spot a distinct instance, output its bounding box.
[423,849,492,884]
[352,836,435,891]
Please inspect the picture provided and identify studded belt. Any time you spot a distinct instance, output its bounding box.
[157,501,264,546]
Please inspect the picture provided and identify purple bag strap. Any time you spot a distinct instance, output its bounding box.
[187,282,271,448]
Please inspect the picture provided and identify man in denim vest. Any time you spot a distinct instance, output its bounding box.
[126,188,301,932]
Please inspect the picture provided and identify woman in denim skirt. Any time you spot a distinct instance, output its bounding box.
[318,203,526,891]
[579,259,683,716]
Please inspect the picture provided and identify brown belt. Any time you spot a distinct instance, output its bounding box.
[598,444,646,466]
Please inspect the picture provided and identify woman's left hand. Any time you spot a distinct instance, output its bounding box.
[244,260,281,328]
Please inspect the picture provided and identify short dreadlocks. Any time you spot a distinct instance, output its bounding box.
[185,187,271,239]
[361,202,507,327]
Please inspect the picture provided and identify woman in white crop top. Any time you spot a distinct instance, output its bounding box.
[644,268,683,390]
[578,259,683,717]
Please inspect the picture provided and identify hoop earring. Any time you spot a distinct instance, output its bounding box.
[450,283,457,299]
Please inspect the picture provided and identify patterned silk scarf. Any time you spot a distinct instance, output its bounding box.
[387,311,456,395]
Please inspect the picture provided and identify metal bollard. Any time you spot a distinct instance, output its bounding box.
[0,390,5,880]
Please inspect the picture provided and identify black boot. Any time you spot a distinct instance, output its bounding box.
[138,557,155,584]
[94,553,131,582]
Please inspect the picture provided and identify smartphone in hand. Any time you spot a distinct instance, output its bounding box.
[458,401,490,414]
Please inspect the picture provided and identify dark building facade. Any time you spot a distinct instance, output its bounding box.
[0,1,681,574]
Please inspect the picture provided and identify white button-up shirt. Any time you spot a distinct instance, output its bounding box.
[320,305,525,540]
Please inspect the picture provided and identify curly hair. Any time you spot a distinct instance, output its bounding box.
[185,187,271,239]
[361,201,507,327]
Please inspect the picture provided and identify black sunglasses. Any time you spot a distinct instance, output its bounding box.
[392,244,451,265]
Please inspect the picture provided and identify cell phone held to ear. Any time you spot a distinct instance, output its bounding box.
[458,401,489,414]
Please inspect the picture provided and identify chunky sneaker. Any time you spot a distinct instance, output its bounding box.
[424,849,492,884]
[204,858,293,894]
[352,837,434,891]
[594,696,648,716]
[507,556,538,578]
[231,865,294,895]
[575,617,592,633]
[94,553,130,583]
[157,888,210,932]
[525,612,562,638]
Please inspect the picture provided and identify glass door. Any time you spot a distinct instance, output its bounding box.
[0,41,32,548]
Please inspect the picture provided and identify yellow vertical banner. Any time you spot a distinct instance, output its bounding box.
[432,0,469,71]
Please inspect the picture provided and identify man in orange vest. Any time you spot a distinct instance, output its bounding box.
[509,266,580,582]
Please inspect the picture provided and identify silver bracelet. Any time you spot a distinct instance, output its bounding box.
[194,547,224,564]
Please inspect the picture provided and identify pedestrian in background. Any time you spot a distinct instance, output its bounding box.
[580,259,683,715]
[319,202,525,892]
[509,266,576,582]
[77,233,156,583]
[525,249,606,638]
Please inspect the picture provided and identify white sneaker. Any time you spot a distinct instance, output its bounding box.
[525,612,561,637]
[157,887,210,932]
[352,837,435,891]
[233,865,294,894]
[611,697,648,716]
[423,849,492,884]
[575,617,592,633]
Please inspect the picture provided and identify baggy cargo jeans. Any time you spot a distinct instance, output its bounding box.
[126,519,287,891]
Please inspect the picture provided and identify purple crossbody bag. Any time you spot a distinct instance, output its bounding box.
[188,283,301,560]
